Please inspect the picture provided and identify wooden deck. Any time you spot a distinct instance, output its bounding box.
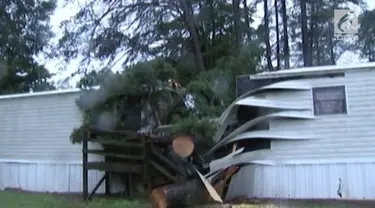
[81,128,194,201]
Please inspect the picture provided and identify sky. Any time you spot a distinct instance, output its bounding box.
[41,0,375,88]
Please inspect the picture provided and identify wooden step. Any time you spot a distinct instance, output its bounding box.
[86,162,143,173]
[94,139,144,148]
[85,149,145,160]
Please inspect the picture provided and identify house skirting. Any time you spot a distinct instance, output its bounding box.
[0,159,124,193]
[226,159,375,200]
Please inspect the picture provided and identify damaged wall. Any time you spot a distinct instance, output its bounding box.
[227,68,375,199]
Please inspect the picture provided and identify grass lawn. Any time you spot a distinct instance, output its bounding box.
[1,190,374,208]
[0,191,150,208]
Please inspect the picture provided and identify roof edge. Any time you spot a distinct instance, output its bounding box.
[0,86,100,100]
[247,62,375,80]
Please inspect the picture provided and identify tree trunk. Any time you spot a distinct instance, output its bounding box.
[316,32,321,65]
[243,0,252,40]
[281,0,290,69]
[309,4,315,65]
[274,0,280,70]
[233,0,242,52]
[264,0,273,71]
[180,0,206,72]
[300,0,311,66]
[150,166,239,208]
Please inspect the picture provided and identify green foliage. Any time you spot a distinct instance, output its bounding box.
[0,0,57,94]
[57,0,260,149]
[357,9,375,62]
[70,44,260,147]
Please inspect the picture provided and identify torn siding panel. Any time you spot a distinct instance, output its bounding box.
[206,109,315,156]
[214,82,313,143]
[235,97,311,110]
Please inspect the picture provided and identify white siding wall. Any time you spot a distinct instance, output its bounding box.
[228,68,375,199]
[0,92,84,161]
[0,91,122,193]
[268,69,375,160]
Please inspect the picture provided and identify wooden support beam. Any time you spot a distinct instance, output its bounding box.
[85,150,144,160]
[95,139,144,148]
[105,172,110,195]
[88,173,107,200]
[143,138,152,194]
[147,135,174,144]
[104,156,111,195]
[82,129,89,201]
[128,173,133,197]
[88,128,140,138]
[86,162,143,173]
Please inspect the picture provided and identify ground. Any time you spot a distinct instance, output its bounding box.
[0,190,150,208]
[1,190,375,208]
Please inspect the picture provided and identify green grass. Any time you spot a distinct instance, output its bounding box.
[1,190,372,208]
[0,191,150,208]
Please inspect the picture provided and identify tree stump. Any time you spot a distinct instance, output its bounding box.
[172,135,195,158]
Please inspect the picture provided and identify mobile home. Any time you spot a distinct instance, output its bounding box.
[211,62,375,200]
[0,89,126,193]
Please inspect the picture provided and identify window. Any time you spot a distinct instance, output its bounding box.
[312,86,347,115]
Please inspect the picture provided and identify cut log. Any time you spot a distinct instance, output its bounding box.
[150,165,240,208]
[150,179,207,208]
[172,135,195,157]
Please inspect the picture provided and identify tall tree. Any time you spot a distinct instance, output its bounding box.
[233,0,242,52]
[357,10,375,61]
[242,0,253,41]
[274,0,281,70]
[300,0,311,66]
[281,0,290,69]
[263,0,273,71]
[180,0,206,72]
[0,0,56,94]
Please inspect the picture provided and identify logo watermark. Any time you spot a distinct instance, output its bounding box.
[333,9,359,41]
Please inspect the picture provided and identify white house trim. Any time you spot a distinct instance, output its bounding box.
[0,86,100,100]
[0,159,87,165]
[247,158,375,165]
[250,62,375,80]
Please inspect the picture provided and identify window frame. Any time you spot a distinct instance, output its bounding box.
[312,85,348,116]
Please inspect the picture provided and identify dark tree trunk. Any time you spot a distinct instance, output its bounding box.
[309,4,315,65]
[243,0,252,40]
[300,0,311,66]
[233,0,242,52]
[274,0,280,70]
[264,0,273,71]
[281,0,290,69]
[180,0,206,72]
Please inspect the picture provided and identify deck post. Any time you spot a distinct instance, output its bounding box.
[82,129,89,201]
[143,136,152,194]
[105,172,111,195]
[104,156,111,195]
